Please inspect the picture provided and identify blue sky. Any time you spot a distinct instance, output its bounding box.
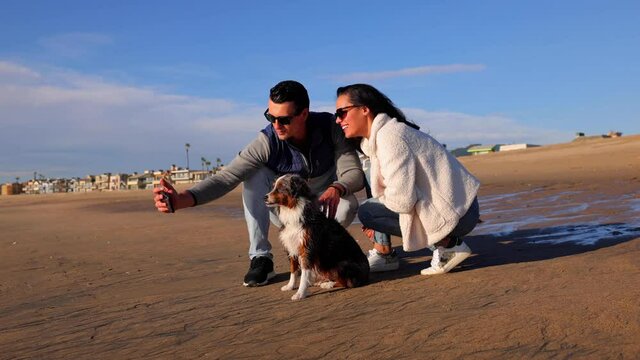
[1,0,639,183]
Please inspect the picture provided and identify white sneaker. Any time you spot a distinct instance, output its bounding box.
[421,242,471,275]
[367,249,400,272]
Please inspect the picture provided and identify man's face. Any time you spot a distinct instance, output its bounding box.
[267,100,307,141]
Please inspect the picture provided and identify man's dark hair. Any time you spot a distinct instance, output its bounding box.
[270,80,310,114]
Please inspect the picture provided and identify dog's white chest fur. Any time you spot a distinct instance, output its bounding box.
[277,201,307,257]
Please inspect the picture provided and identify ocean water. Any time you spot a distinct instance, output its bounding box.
[220,188,640,246]
[474,189,640,245]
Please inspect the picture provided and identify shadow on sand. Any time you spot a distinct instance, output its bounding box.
[462,222,640,271]
[367,222,640,283]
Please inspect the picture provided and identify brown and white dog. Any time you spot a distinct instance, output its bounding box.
[265,174,369,300]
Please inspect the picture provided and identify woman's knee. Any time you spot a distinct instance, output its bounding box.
[357,201,375,226]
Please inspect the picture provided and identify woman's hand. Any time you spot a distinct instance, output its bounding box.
[361,226,375,240]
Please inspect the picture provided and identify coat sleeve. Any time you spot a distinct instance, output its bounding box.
[187,133,270,205]
[376,131,418,214]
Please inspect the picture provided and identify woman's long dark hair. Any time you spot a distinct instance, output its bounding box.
[336,84,419,130]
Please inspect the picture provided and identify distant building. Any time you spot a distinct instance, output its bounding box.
[95,173,111,191]
[23,180,41,194]
[127,173,141,190]
[77,176,95,192]
[499,143,540,152]
[152,170,167,189]
[171,168,192,185]
[40,180,54,194]
[191,169,211,182]
[51,178,71,193]
[127,171,154,190]
[574,131,623,141]
[108,173,129,191]
[1,183,22,195]
[7,160,227,196]
[450,144,480,157]
[467,144,500,155]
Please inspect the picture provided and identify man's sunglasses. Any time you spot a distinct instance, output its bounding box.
[264,109,299,125]
[335,105,361,120]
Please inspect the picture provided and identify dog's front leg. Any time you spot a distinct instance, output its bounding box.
[291,268,311,301]
[281,256,299,291]
[281,271,298,291]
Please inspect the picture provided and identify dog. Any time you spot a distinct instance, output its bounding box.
[264,174,369,300]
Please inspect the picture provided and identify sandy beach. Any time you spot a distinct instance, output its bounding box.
[1,135,639,359]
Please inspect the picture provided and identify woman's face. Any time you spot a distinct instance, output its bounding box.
[335,94,370,138]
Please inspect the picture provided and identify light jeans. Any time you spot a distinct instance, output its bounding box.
[358,197,480,247]
[242,166,359,259]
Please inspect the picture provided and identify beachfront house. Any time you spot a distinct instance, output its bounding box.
[126,172,154,190]
[108,173,128,191]
[51,178,71,193]
[0,183,22,195]
[499,144,540,152]
[141,171,155,189]
[151,170,169,189]
[127,173,142,190]
[77,176,95,192]
[70,177,93,193]
[68,178,79,192]
[171,168,192,185]
[450,144,481,157]
[191,169,211,182]
[26,180,37,194]
[94,173,111,191]
[40,180,54,194]
[467,144,500,155]
[23,180,40,194]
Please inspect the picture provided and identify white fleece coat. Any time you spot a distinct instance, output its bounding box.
[361,113,480,251]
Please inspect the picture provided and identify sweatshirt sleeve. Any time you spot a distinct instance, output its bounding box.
[330,121,365,195]
[187,133,270,205]
[376,131,418,214]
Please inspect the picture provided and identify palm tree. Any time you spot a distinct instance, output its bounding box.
[185,143,191,169]
[205,160,211,172]
[201,157,207,172]
[216,157,222,170]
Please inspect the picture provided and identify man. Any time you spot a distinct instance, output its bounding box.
[153,80,365,287]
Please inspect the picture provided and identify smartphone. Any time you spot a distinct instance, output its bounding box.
[162,191,174,213]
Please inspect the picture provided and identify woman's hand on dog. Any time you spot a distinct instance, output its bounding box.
[318,185,342,220]
[361,226,375,239]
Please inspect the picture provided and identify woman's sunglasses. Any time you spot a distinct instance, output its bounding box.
[264,109,298,125]
[335,105,360,120]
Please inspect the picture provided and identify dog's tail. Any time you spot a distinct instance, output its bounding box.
[340,262,370,288]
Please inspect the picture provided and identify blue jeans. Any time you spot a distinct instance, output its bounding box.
[242,166,359,259]
[358,197,480,247]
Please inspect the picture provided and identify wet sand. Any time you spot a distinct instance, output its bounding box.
[1,135,640,359]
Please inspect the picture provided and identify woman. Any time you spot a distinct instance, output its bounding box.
[335,84,480,275]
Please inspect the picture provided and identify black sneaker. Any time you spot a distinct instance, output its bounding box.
[243,257,276,287]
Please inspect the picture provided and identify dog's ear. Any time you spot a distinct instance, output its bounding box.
[289,175,310,198]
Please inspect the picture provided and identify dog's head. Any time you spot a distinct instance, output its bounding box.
[264,174,313,208]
